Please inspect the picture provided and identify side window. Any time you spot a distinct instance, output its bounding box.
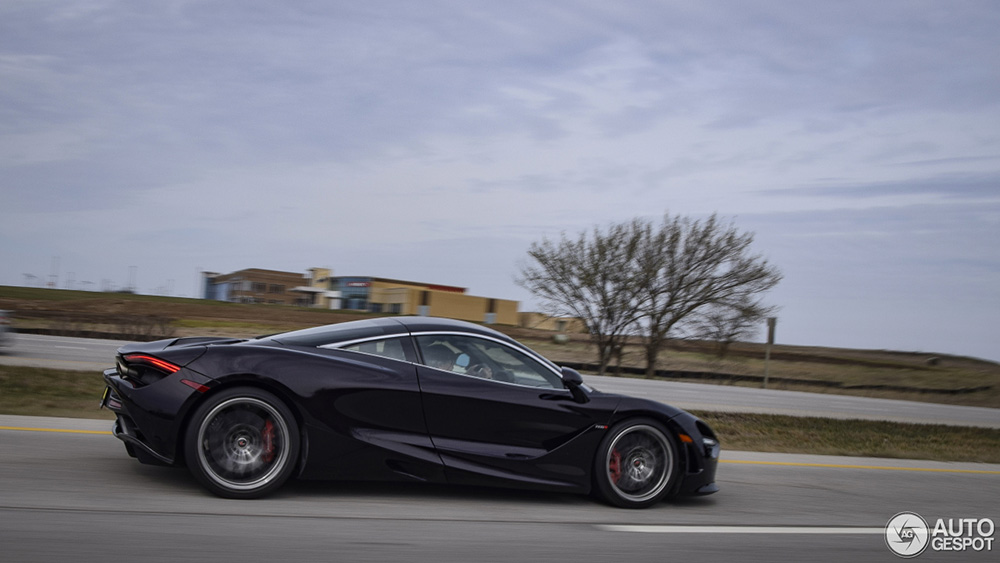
[415,334,561,389]
[341,337,408,362]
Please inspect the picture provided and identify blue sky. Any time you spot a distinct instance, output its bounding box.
[2,1,998,361]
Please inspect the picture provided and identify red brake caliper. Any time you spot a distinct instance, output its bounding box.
[609,449,622,483]
[261,419,276,463]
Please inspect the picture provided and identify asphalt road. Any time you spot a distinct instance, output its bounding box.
[586,375,1000,429]
[0,333,129,370]
[4,333,999,428]
[1,416,997,563]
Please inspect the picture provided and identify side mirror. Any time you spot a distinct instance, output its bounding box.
[560,367,590,404]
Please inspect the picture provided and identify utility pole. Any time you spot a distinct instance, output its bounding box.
[763,317,776,388]
[50,256,60,288]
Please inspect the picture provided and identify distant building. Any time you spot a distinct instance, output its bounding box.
[202,268,518,324]
[289,268,341,309]
[201,272,221,301]
[202,268,314,306]
[331,276,518,325]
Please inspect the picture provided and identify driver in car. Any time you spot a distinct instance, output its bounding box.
[424,344,457,371]
[424,343,493,379]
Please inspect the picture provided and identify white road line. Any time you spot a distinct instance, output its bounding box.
[596,525,884,534]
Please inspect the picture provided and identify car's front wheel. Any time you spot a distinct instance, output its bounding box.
[593,419,678,508]
[184,387,299,499]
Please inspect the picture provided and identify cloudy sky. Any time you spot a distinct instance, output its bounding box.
[2,1,998,361]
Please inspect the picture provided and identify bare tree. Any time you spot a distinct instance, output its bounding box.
[516,220,647,375]
[635,213,782,377]
[690,297,775,359]
[518,213,781,378]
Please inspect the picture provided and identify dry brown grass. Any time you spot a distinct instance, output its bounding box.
[696,411,1000,464]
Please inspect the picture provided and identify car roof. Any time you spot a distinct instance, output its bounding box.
[258,316,513,347]
[390,316,510,339]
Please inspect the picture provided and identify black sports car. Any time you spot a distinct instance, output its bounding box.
[100,316,719,508]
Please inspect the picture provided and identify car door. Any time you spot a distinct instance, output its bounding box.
[412,333,609,491]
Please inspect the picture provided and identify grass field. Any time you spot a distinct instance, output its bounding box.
[0,365,114,420]
[696,411,1000,464]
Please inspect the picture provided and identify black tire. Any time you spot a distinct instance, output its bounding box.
[183,387,300,499]
[593,418,679,508]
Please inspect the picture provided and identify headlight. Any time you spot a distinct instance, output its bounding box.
[702,437,720,458]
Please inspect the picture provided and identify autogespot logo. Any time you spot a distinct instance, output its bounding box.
[886,512,930,558]
[886,512,996,557]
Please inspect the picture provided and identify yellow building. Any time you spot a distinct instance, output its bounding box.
[290,268,342,309]
[335,276,519,325]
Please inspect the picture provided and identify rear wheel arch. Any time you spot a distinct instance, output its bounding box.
[180,382,303,498]
[177,376,305,458]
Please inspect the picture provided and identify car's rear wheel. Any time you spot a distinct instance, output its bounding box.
[184,387,299,499]
[593,419,678,508]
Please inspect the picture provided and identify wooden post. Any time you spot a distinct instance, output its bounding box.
[764,317,776,389]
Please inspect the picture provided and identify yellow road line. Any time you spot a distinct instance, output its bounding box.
[721,459,1000,475]
[0,426,112,435]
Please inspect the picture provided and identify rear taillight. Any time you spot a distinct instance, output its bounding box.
[122,354,181,373]
[118,354,181,386]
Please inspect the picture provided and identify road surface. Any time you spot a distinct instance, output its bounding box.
[1,416,997,563]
